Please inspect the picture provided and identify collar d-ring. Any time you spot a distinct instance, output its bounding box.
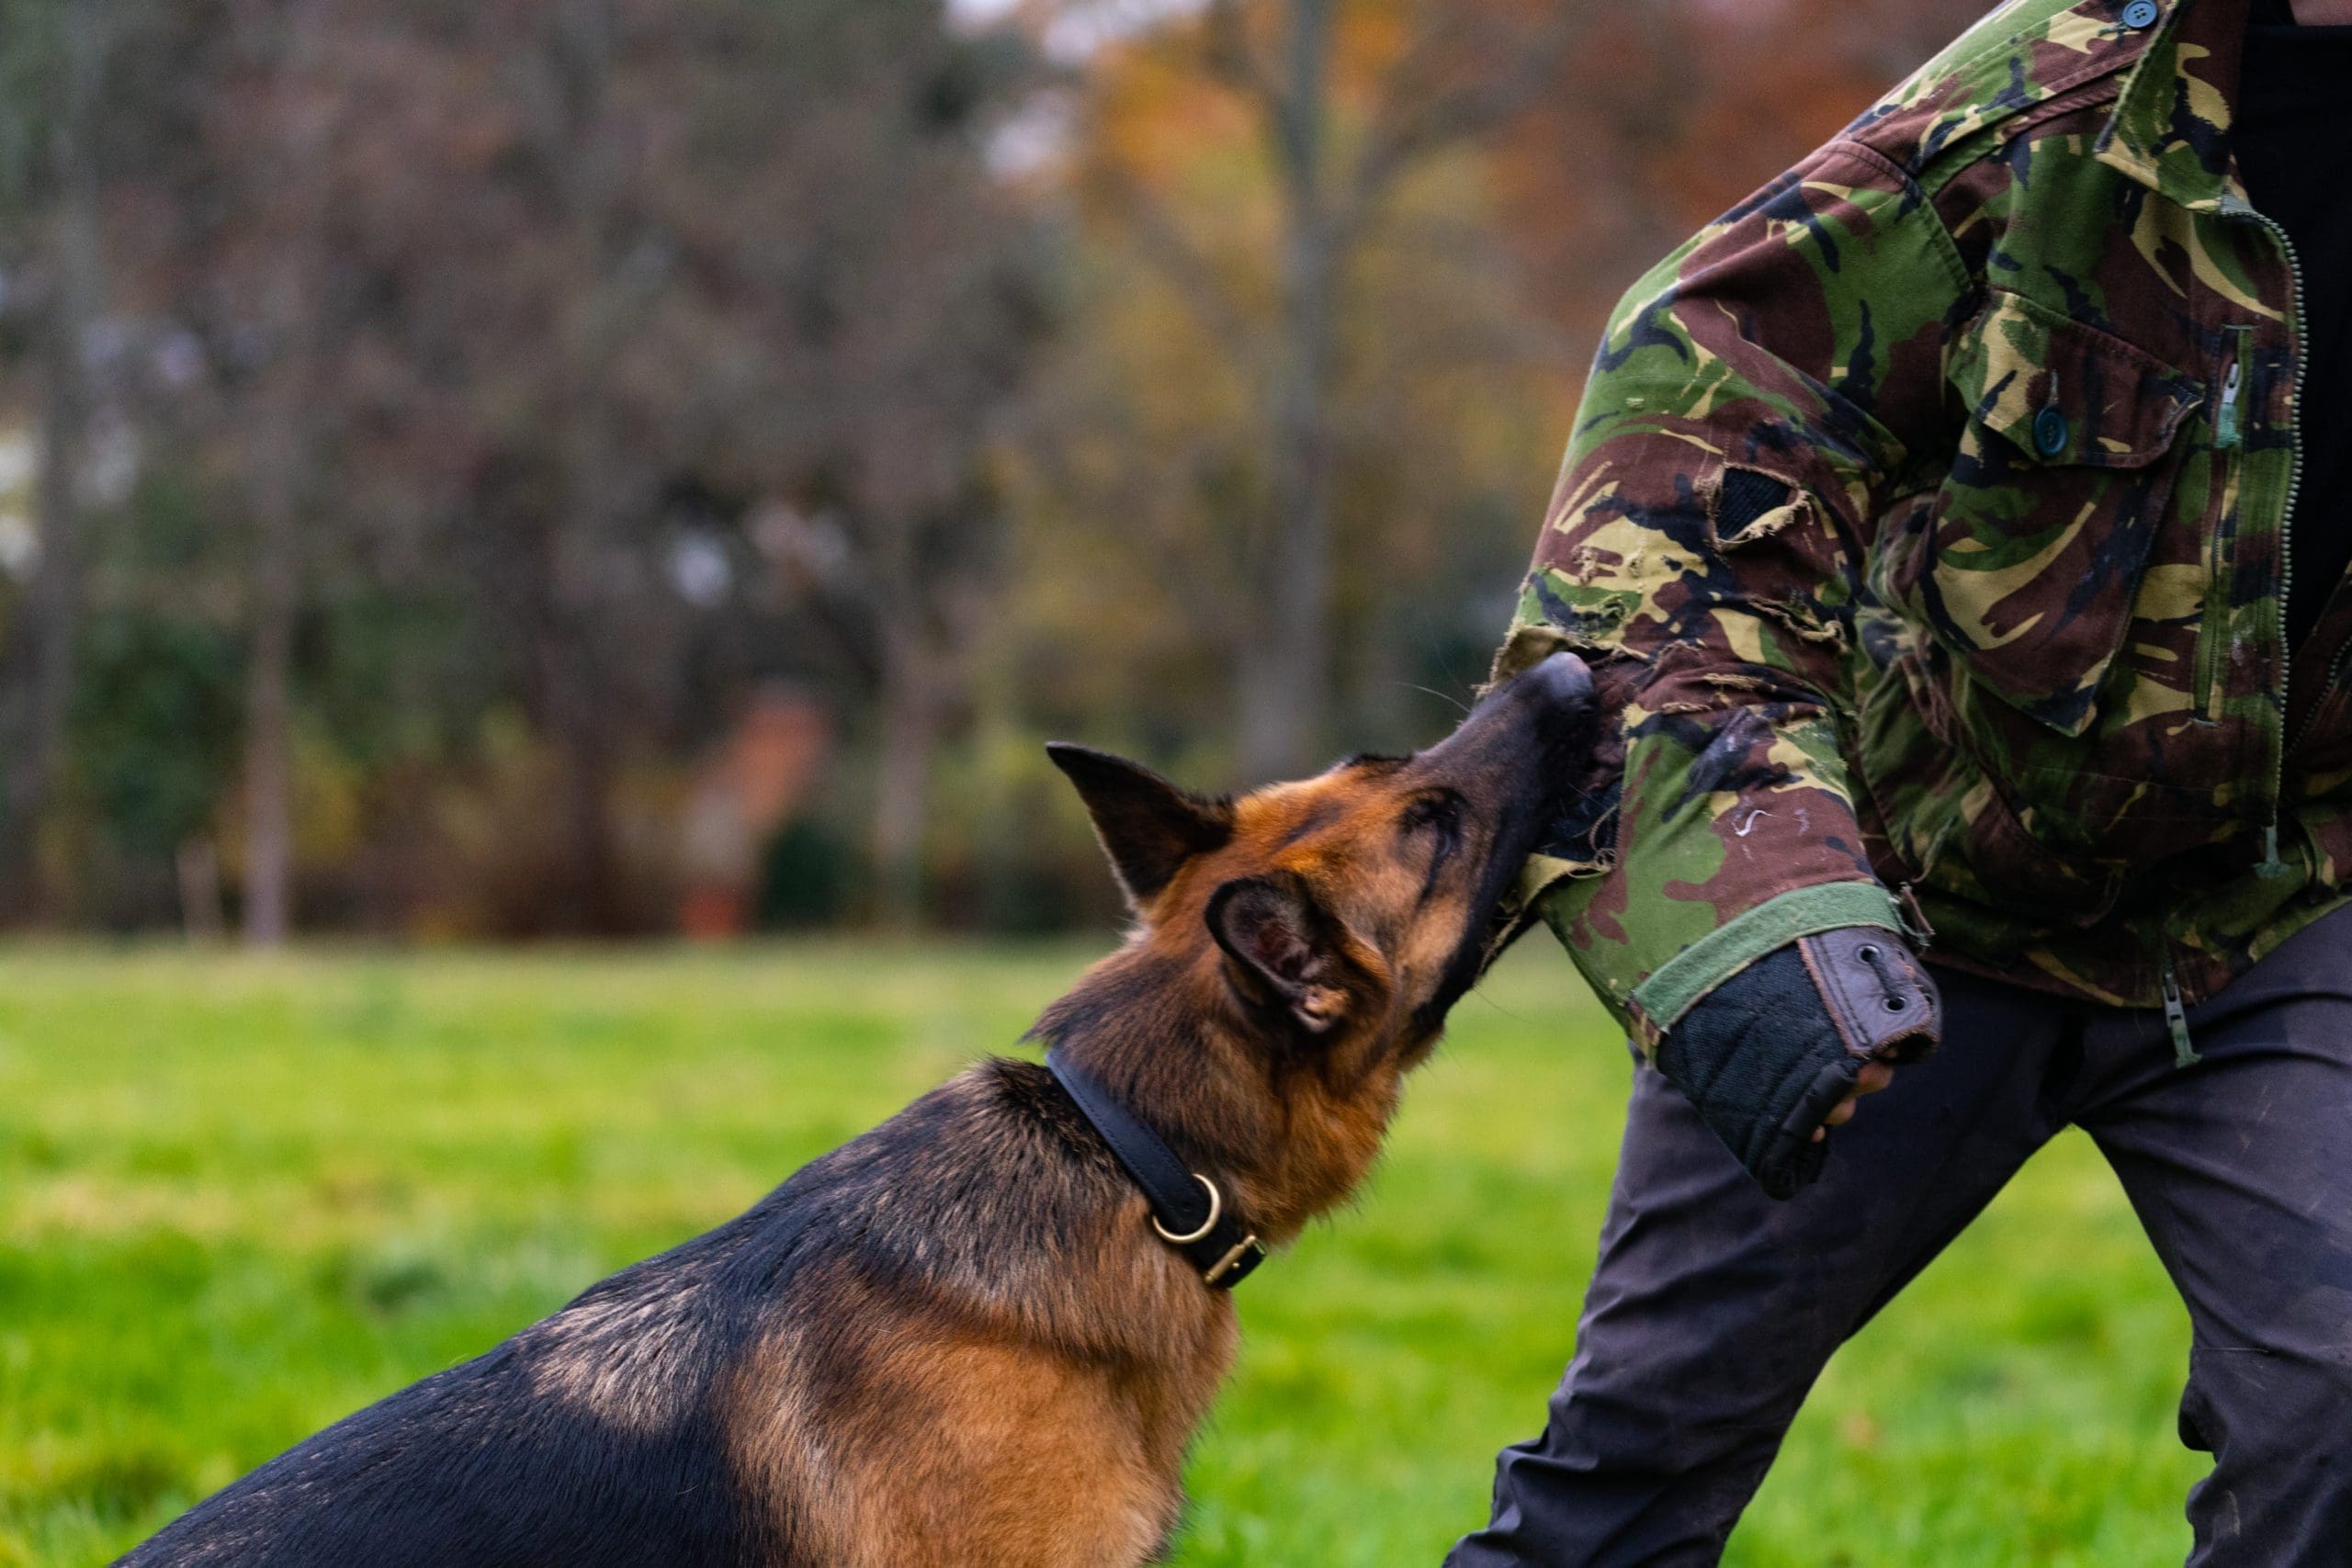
[1151,1174,1222,1246]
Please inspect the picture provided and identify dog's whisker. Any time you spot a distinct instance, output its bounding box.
[1397,681,1474,717]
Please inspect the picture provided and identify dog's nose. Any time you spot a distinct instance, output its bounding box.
[1516,651,1594,712]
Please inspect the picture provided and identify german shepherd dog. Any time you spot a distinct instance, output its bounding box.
[122,652,1596,1568]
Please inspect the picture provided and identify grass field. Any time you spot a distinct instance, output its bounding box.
[0,939,2205,1565]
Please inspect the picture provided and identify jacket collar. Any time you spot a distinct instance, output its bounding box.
[2096,0,2252,212]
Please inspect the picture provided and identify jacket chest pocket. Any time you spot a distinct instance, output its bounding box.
[1887,290,2200,737]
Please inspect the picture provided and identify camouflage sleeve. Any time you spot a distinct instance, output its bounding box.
[1495,137,1969,1052]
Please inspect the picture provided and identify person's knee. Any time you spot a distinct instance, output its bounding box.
[2180,1342,2352,1517]
[2184,1338,2352,1432]
[1536,1374,1798,1479]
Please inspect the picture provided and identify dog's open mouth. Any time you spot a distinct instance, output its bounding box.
[1477,850,1579,968]
[1440,650,1607,982]
[1474,765,1610,972]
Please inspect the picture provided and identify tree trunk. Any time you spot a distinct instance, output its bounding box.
[243,479,297,947]
[543,0,633,936]
[177,837,226,942]
[235,0,340,950]
[548,608,626,935]
[544,446,630,936]
[0,0,105,921]
[868,589,936,932]
[1238,0,1339,784]
[556,698,624,933]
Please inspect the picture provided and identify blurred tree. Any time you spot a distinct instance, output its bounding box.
[693,0,1045,927]
[373,0,1043,930]
[200,0,352,946]
[1489,0,1992,340]
[65,610,243,917]
[1202,0,1607,779]
[107,0,1044,935]
[1010,0,1601,784]
[0,0,105,920]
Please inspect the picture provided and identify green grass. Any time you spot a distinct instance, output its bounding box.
[0,940,2201,1565]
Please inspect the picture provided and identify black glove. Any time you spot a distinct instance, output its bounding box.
[1654,926,1940,1200]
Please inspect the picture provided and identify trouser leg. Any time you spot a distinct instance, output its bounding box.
[2072,908,2352,1567]
[1448,968,2073,1567]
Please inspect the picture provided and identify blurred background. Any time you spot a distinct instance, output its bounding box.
[0,0,1989,943]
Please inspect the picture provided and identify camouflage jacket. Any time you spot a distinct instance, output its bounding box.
[1497,0,2348,1047]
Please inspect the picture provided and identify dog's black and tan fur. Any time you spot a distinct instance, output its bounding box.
[123,654,1595,1568]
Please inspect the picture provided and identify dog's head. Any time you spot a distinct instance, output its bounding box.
[1047,653,1597,1080]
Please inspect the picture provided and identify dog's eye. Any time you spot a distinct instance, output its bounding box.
[1400,792,1464,843]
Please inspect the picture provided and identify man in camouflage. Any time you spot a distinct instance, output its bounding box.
[1452,0,2352,1561]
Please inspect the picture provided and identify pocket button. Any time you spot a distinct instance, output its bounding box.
[2033,406,2071,458]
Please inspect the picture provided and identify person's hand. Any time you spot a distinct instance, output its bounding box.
[1815,1058,1897,1142]
[1652,926,1939,1198]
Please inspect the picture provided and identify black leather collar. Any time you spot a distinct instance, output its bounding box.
[1046,1050,1268,1292]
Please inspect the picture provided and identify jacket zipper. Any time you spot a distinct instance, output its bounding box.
[2214,353,2245,449]
[2222,204,2308,845]
[2159,953,2199,1069]
[2194,337,2247,721]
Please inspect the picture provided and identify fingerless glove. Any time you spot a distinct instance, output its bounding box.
[1653,926,1940,1199]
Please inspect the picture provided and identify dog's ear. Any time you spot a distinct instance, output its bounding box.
[1046,743,1233,908]
[1206,872,1351,1034]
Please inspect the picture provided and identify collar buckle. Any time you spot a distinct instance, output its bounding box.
[1204,1235,1267,1290]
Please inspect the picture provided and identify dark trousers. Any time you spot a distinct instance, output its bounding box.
[1448,906,2352,1567]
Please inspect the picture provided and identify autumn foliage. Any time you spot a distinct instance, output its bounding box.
[0,0,1988,937]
